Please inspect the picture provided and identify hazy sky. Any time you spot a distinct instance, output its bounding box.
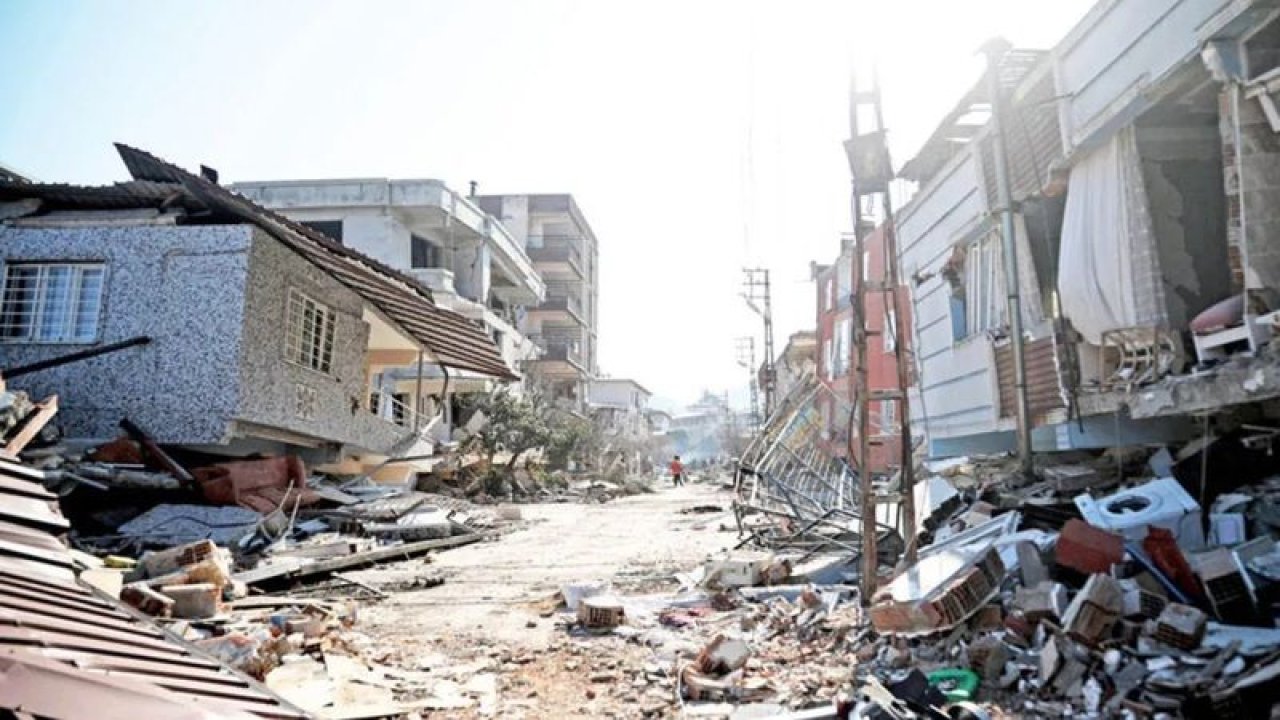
[0,0,1092,410]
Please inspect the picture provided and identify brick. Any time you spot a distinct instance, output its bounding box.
[1014,580,1069,625]
[1154,603,1207,650]
[1055,519,1125,577]
[1061,574,1123,646]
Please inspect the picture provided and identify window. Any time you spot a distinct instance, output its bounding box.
[964,231,1006,336]
[411,234,443,269]
[0,263,105,343]
[822,338,833,380]
[824,277,835,311]
[884,308,897,353]
[302,220,344,243]
[880,399,896,434]
[833,317,851,377]
[286,290,337,374]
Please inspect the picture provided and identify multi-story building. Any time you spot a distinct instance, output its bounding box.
[895,0,1280,457]
[231,178,545,426]
[813,225,911,474]
[477,194,599,409]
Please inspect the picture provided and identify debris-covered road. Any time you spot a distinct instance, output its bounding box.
[360,482,735,645]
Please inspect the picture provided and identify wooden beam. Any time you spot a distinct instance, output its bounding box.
[2,395,58,458]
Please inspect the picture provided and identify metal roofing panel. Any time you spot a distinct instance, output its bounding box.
[0,465,306,719]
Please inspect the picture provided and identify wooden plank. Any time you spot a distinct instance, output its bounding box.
[234,531,488,586]
[3,395,58,457]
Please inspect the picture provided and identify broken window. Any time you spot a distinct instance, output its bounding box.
[0,263,105,343]
[884,307,897,353]
[286,289,337,374]
[963,231,1006,337]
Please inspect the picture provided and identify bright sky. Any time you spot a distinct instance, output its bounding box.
[0,0,1093,411]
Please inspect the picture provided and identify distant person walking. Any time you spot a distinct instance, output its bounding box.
[669,455,685,486]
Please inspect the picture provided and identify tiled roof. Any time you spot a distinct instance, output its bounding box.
[113,144,515,379]
[0,145,516,379]
[0,457,306,719]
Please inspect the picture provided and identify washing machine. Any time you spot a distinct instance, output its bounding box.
[1074,477,1205,551]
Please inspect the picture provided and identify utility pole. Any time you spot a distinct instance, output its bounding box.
[735,336,761,432]
[845,65,920,598]
[982,38,1033,476]
[742,269,777,417]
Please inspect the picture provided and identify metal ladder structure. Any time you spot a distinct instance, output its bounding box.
[845,69,919,600]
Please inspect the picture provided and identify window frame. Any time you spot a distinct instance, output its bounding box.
[963,231,1006,339]
[0,262,107,345]
[284,288,338,376]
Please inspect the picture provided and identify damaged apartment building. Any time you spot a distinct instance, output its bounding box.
[0,144,514,481]
[477,193,600,411]
[230,176,546,432]
[897,0,1280,458]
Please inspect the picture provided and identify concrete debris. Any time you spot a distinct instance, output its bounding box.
[116,504,262,547]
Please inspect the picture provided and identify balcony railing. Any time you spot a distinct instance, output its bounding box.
[534,295,585,321]
[528,335,584,367]
[527,245,585,276]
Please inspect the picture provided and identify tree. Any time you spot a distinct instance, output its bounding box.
[462,389,550,475]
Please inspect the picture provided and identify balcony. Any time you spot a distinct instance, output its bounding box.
[528,335,586,373]
[527,244,585,277]
[529,295,586,325]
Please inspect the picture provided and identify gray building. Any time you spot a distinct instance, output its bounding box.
[229,178,546,399]
[476,194,600,409]
[0,144,511,475]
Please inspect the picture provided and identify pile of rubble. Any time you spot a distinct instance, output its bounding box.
[520,448,1280,719]
[415,453,659,506]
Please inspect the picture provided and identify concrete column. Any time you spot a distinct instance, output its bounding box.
[452,242,491,303]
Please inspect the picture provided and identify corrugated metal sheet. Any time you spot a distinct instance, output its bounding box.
[979,70,1064,204]
[0,461,306,719]
[995,335,1066,424]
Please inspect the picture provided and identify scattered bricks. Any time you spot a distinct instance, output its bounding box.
[135,539,221,580]
[1014,581,1069,625]
[121,582,175,617]
[1155,603,1208,650]
[1016,541,1048,586]
[1043,465,1100,493]
[1056,519,1125,577]
[160,582,220,619]
[1062,574,1123,646]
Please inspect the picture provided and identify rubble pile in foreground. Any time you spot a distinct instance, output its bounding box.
[524,450,1280,719]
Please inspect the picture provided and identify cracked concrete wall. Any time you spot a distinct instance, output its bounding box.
[1139,137,1232,327]
[0,223,251,443]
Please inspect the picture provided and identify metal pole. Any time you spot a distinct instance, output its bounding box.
[412,349,425,432]
[983,42,1033,475]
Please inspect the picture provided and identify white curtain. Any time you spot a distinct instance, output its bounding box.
[1058,126,1167,344]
